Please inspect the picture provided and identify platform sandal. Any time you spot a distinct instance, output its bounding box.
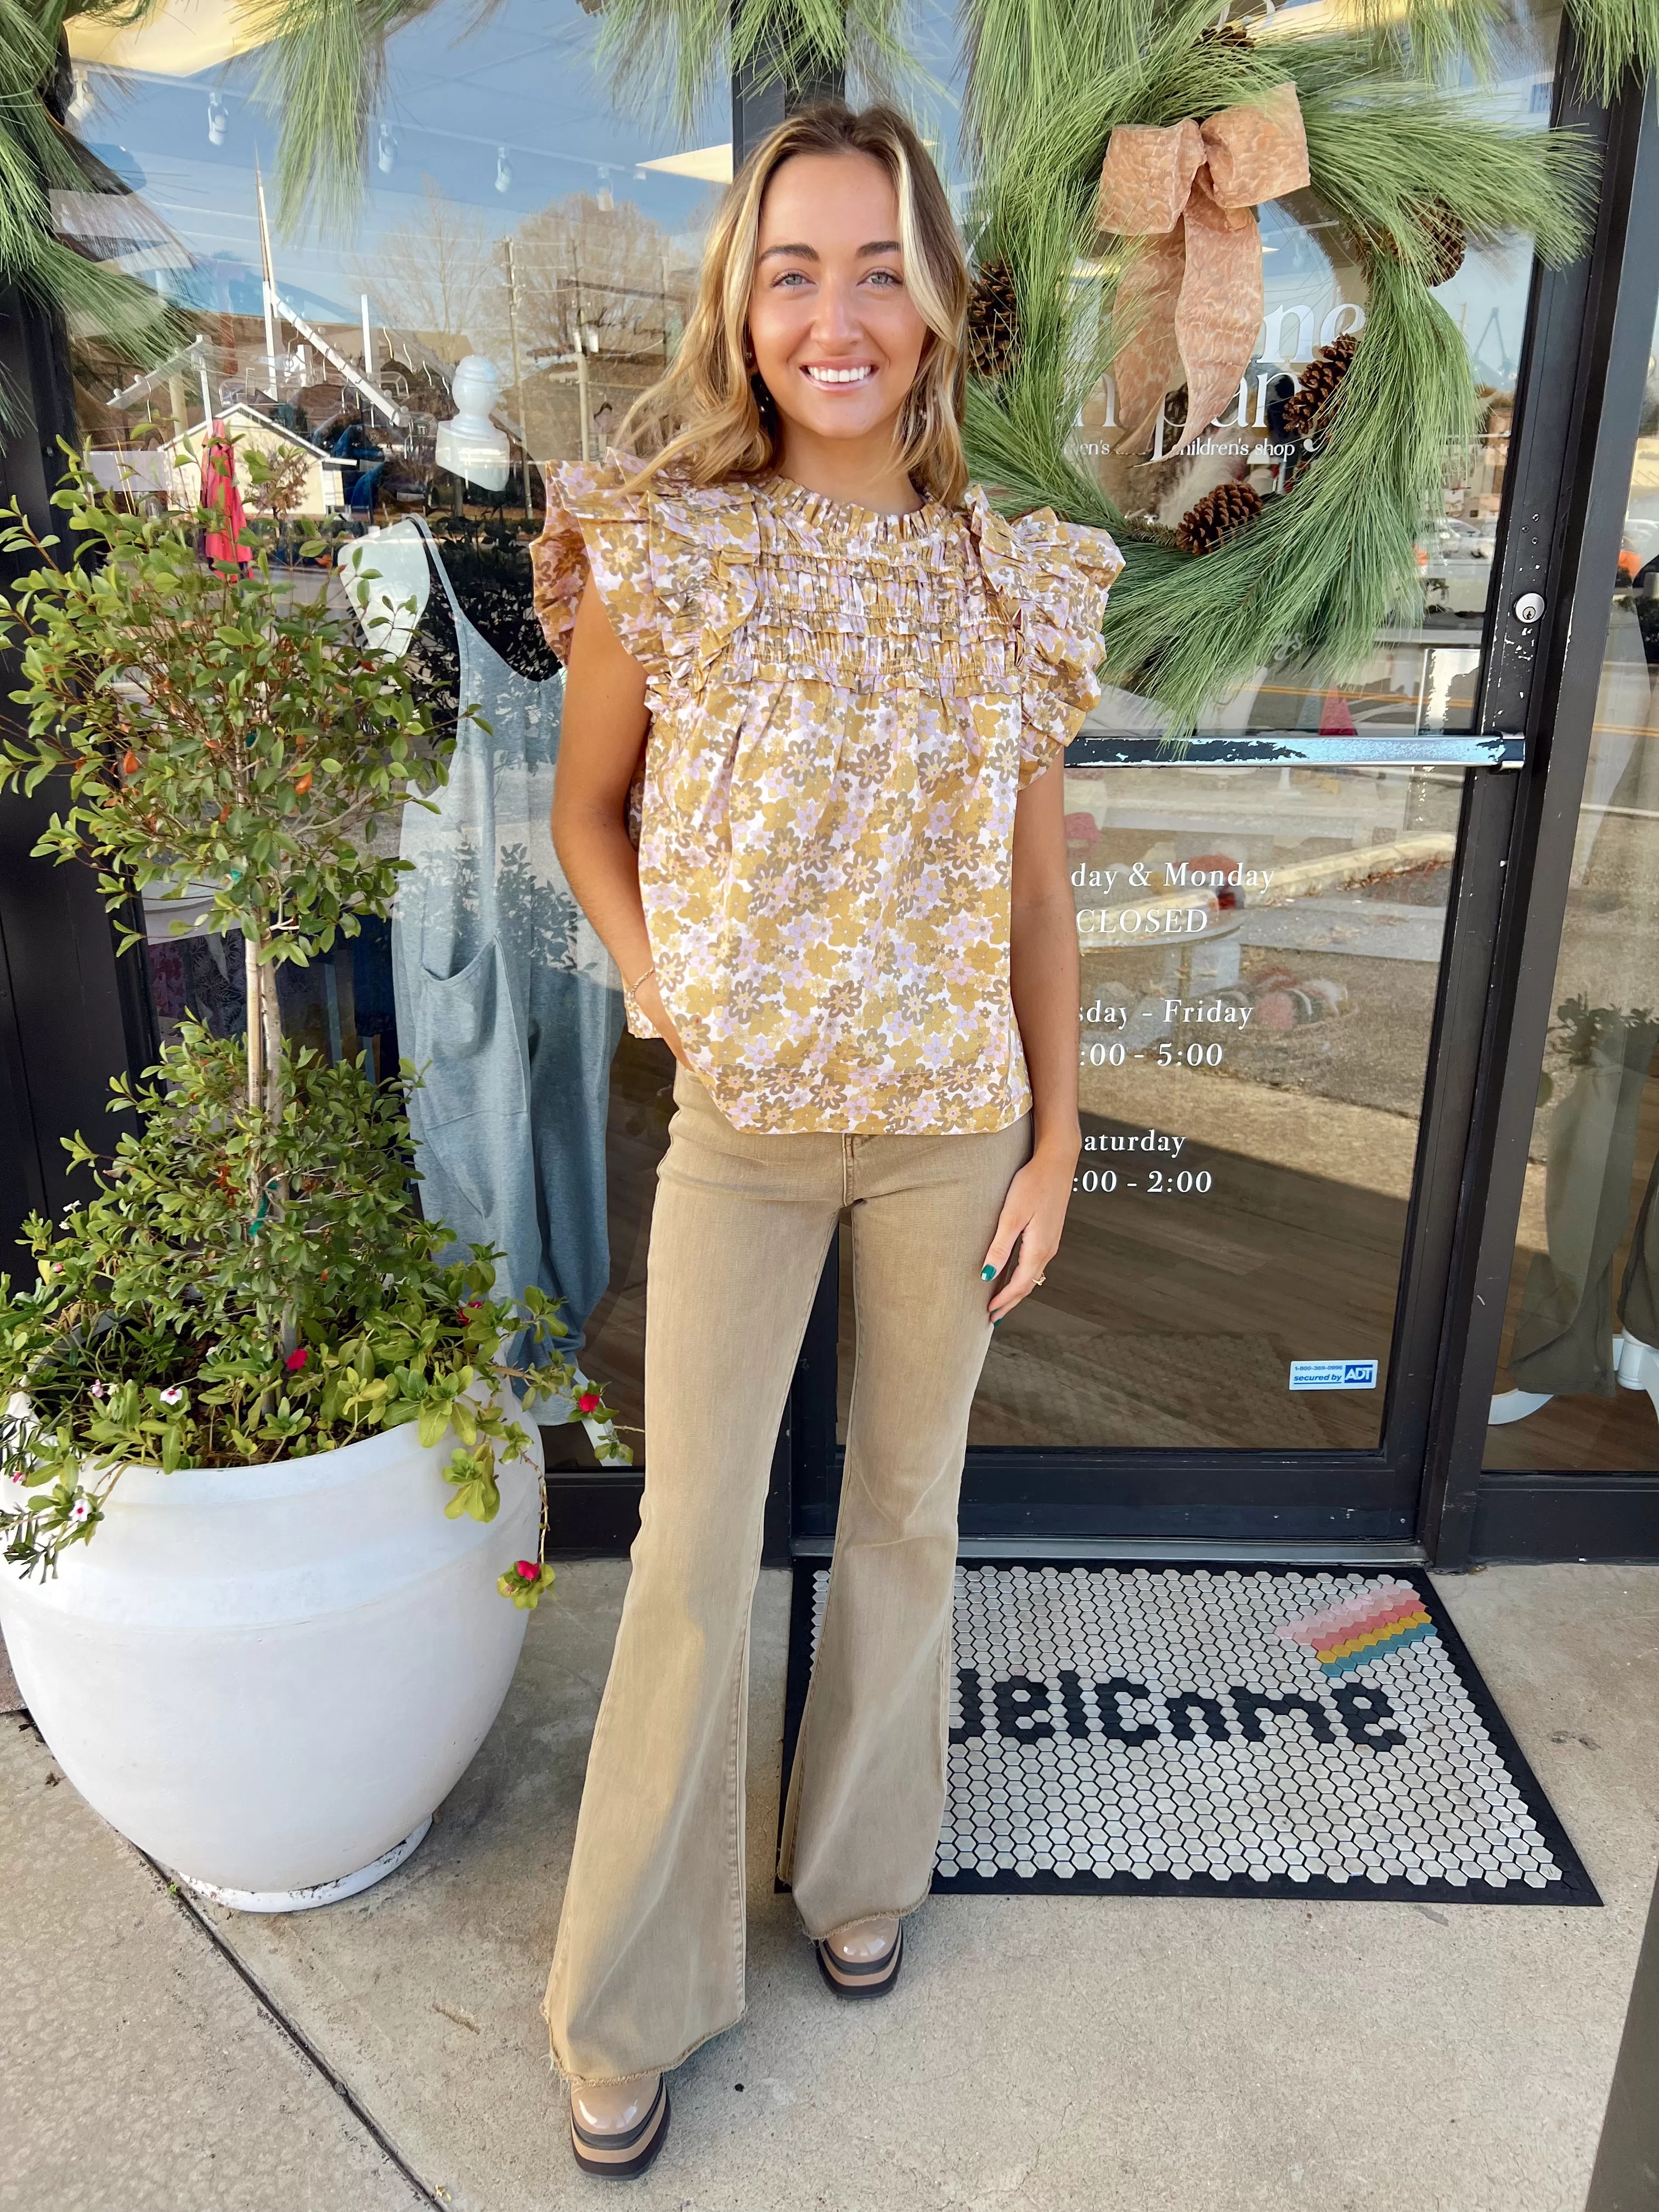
[816,1920,904,1999]
[569,2074,670,2178]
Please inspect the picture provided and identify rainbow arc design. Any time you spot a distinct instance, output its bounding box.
[1277,1582,1437,1679]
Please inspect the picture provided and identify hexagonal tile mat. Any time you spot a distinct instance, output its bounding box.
[781,1564,1598,1905]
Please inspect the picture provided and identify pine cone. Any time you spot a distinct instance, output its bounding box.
[967,258,1021,380]
[1198,20,1252,45]
[1175,479,1262,556]
[1418,198,1466,287]
[1280,334,1357,442]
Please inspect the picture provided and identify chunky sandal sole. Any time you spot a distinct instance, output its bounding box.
[816,1922,904,2000]
[570,2076,670,2178]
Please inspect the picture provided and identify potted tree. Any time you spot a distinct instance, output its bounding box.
[0,450,623,1910]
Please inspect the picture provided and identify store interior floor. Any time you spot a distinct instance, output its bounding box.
[3,1560,1655,2212]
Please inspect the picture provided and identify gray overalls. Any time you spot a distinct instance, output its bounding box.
[389,521,622,1397]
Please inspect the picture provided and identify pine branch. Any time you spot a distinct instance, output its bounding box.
[1565,0,1659,99]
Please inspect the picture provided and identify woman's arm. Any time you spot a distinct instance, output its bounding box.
[982,759,1081,1321]
[551,578,690,1064]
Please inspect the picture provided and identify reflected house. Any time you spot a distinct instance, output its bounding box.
[154,402,349,516]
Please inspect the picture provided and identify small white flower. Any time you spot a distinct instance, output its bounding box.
[69,1498,92,1523]
[159,1386,185,1406]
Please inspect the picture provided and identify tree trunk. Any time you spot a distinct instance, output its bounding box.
[243,930,263,1113]
[261,958,283,1128]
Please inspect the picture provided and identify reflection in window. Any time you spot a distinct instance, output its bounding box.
[66,0,719,527]
[836,763,1463,1452]
[1486,311,1659,1474]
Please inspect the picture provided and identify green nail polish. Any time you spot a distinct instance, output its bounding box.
[981,1263,997,1280]
[992,1317,1003,1328]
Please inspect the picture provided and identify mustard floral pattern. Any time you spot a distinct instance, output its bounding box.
[533,455,1122,1135]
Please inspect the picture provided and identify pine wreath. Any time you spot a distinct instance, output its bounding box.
[1417,199,1468,287]
[960,24,1590,735]
[1279,336,1359,443]
[1175,482,1262,556]
[967,258,1022,381]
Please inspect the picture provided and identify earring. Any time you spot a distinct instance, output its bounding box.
[750,370,778,429]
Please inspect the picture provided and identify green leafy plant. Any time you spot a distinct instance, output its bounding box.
[0,446,627,1588]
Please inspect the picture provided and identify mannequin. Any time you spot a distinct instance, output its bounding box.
[340,517,624,1448]
[435,356,512,493]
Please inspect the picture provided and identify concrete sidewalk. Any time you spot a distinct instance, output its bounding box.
[3,1561,1656,2212]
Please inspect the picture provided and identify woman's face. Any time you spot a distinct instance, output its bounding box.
[746,150,930,456]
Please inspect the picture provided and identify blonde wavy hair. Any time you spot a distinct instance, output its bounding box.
[620,101,970,507]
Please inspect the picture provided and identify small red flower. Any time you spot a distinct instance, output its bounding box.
[457,1296,484,1327]
[284,1346,308,1373]
[577,1390,601,1415]
[515,1559,540,1582]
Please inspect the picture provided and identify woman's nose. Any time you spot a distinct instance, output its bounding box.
[810,281,862,343]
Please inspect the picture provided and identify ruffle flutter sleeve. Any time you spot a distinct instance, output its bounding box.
[968,491,1125,786]
[531,453,666,681]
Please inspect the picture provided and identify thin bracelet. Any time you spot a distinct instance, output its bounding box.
[626,962,657,994]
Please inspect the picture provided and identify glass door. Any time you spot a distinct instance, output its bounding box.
[797,0,1582,1550]
[813,754,1470,1544]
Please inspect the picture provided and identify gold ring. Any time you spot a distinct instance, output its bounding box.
[1035,1274,1047,1285]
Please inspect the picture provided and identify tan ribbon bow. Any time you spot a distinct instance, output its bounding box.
[1096,80,1309,457]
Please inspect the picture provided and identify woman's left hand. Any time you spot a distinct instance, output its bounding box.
[982,1142,1077,1323]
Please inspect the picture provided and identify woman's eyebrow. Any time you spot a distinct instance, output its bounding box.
[755,239,904,263]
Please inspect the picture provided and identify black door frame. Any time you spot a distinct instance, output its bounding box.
[1426,76,1659,1565]
[787,33,1659,1560]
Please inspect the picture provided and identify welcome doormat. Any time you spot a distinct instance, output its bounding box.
[782,1563,1598,1906]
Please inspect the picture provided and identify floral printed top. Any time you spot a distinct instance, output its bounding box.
[532,454,1122,1135]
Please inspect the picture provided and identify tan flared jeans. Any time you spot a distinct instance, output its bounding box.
[544,1068,1030,2084]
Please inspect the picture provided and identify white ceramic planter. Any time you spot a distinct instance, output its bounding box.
[0,1405,541,1909]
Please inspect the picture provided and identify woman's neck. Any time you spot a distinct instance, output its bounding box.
[771,422,924,515]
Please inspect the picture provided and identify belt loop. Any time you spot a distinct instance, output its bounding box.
[842,1132,853,1208]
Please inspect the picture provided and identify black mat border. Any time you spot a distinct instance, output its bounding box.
[778,1558,1600,1908]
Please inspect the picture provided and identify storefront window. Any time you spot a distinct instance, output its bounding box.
[65,0,719,1442]
[1485,303,1659,1474]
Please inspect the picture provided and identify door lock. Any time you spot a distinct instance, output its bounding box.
[1513,591,1546,625]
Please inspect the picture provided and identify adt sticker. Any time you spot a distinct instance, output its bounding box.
[1289,1358,1379,1391]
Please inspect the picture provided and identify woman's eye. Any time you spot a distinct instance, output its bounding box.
[773,270,810,288]
[866,269,902,287]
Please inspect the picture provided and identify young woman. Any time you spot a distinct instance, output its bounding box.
[533,100,1121,2177]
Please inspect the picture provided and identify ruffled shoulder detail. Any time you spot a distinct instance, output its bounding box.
[531,451,760,699]
[967,488,1125,783]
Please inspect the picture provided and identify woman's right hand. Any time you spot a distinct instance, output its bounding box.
[634,974,692,1070]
